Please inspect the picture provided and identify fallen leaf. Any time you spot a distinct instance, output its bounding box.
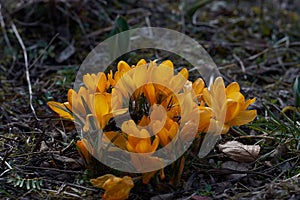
[90,174,134,200]
[218,141,260,162]
[221,161,249,179]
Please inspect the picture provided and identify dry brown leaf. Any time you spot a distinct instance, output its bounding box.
[218,141,260,162]
[90,174,134,200]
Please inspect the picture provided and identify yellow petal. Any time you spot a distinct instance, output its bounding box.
[64,102,72,111]
[135,140,152,153]
[144,83,156,105]
[83,73,97,91]
[152,62,174,84]
[67,89,74,108]
[126,139,137,152]
[103,131,127,150]
[83,114,99,132]
[120,73,135,96]
[108,70,116,86]
[76,139,91,165]
[157,127,170,146]
[93,93,110,128]
[150,136,160,152]
[213,77,226,107]
[122,120,140,136]
[48,101,74,120]
[118,61,131,72]
[242,97,256,110]
[170,73,188,93]
[138,115,150,127]
[193,78,205,95]
[96,72,108,93]
[111,88,123,111]
[198,107,212,132]
[133,64,147,88]
[75,87,88,115]
[90,174,115,188]
[160,60,174,69]
[179,68,189,80]
[225,100,240,122]
[136,59,147,67]
[226,82,240,94]
[227,92,245,103]
[228,110,257,126]
[168,122,178,139]
[150,104,167,122]
[102,176,134,200]
[203,88,211,107]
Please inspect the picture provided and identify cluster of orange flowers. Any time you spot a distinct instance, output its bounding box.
[48,59,257,200]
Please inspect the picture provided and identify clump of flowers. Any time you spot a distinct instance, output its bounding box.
[48,59,256,199]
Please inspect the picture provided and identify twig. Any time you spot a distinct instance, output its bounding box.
[10,20,40,121]
[0,155,12,177]
[233,53,245,73]
[284,172,300,182]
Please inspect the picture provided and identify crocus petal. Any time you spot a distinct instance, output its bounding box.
[203,88,212,107]
[228,110,257,126]
[136,140,152,153]
[103,131,127,150]
[108,70,116,86]
[94,93,110,129]
[76,139,91,165]
[90,174,115,188]
[96,72,108,93]
[157,127,170,146]
[126,140,137,152]
[136,59,147,67]
[48,101,74,120]
[160,60,174,69]
[212,77,226,109]
[193,78,205,95]
[153,62,174,84]
[179,68,189,80]
[227,91,245,103]
[83,73,99,92]
[133,64,147,88]
[120,73,135,95]
[242,97,256,110]
[91,175,134,200]
[122,120,140,137]
[168,122,179,139]
[117,61,131,72]
[144,83,156,105]
[170,73,188,93]
[150,136,160,152]
[138,115,150,127]
[226,82,240,94]
[225,100,240,122]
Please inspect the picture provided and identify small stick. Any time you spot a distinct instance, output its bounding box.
[233,53,245,73]
[10,21,40,121]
